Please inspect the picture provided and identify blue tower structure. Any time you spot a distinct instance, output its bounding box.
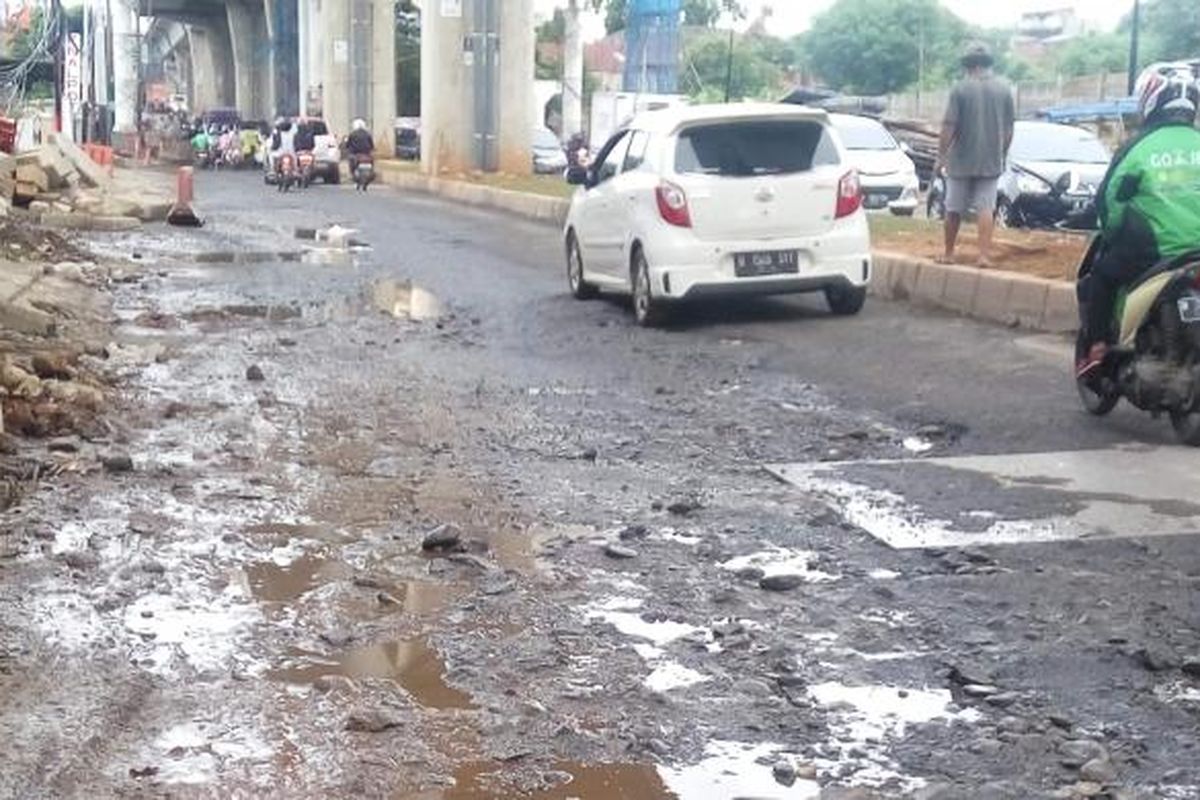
[623,0,681,94]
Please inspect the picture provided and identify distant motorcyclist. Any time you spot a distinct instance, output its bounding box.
[345,119,374,173]
[1078,63,1200,378]
[269,118,296,175]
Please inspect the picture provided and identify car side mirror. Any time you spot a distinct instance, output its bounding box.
[566,166,589,186]
[1053,172,1072,195]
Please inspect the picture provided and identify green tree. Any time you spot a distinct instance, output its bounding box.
[536,8,566,79]
[1127,0,1200,66]
[801,0,970,95]
[681,31,786,102]
[1054,32,1128,78]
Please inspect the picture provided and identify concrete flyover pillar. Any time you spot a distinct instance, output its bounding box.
[421,0,534,176]
[186,25,220,114]
[111,0,139,134]
[226,0,257,116]
[497,0,535,174]
[316,0,395,149]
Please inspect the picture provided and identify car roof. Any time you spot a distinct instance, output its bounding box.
[627,102,828,136]
[828,113,886,129]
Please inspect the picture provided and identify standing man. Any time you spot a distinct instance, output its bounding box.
[937,42,1015,268]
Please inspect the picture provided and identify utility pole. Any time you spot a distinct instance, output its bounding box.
[723,26,734,102]
[53,0,64,133]
[1127,0,1141,96]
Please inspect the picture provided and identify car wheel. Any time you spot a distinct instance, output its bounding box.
[825,284,867,316]
[632,248,664,328]
[566,233,598,300]
[1170,408,1200,446]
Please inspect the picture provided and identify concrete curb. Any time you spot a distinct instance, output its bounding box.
[870,251,1078,334]
[377,161,570,226]
[374,165,1079,335]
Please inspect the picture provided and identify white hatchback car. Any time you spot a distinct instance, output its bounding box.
[563,104,872,326]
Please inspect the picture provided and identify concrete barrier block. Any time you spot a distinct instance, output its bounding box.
[971,270,1016,325]
[940,264,981,315]
[1004,274,1052,329]
[886,256,922,301]
[1043,282,1079,334]
[868,258,894,297]
[914,261,949,305]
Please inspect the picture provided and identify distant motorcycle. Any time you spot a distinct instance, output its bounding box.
[276,153,298,193]
[353,154,375,192]
[928,168,1096,231]
[1077,240,1200,445]
[296,151,316,189]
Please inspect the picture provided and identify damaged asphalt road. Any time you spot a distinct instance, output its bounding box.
[0,171,1197,799]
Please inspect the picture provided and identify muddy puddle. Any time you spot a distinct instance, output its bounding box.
[268,638,474,710]
[433,761,670,800]
[243,521,353,545]
[244,553,352,604]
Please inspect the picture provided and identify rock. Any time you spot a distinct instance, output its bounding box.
[619,524,649,541]
[795,763,818,781]
[138,559,166,575]
[579,446,598,462]
[1182,659,1200,678]
[916,423,948,439]
[1047,714,1073,731]
[245,364,266,382]
[345,709,404,733]
[352,573,390,590]
[31,353,75,380]
[1079,758,1118,784]
[985,692,1020,708]
[1070,782,1104,798]
[62,550,99,571]
[47,437,79,453]
[421,523,462,552]
[948,664,993,686]
[759,574,804,592]
[320,630,354,648]
[962,684,999,698]
[1132,646,1180,672]
[735,566,765,582]
[666,498,702,516]
[772,760,797,786]
[128,765,159,779]
[102,454,134,474]
[603,542,638,560]
[1059,740,1108,768]
[376,591,403,607]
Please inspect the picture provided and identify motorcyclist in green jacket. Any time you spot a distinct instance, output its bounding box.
[1078,62,1200,378]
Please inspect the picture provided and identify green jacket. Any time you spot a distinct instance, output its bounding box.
[1098,122,1200,259]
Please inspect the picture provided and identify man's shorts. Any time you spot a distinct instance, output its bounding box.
[944,176,999,215]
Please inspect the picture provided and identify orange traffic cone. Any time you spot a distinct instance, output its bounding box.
[167,166,203,227]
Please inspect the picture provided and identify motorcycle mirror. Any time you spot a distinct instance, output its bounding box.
[1053,172,1072,195]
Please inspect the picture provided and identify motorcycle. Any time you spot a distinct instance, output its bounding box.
[296,151,316,189]
[276,153,298,193]
[927,169,1094,230]
[1076,241,1200,445]
[353,154,375,192]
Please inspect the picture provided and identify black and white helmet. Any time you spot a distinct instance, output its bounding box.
[1135,62,1200,124]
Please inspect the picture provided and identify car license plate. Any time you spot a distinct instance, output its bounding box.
[734,250,800,277]
[867,194,888,208]
[1178,295,1200,323]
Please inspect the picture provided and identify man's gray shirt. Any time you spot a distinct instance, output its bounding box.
[943,75,1015,179]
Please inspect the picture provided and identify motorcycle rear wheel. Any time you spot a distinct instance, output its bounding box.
[1170,409,1200,446]
[1077,378,1119,416]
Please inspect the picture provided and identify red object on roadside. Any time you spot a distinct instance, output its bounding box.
[167,166,202,227]
[0,118,16,154]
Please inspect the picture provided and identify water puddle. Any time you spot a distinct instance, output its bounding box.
[268,638,474,710]
[439,761,671,799]
[135,721,272,786]
[659,741,817,799]
[368,279,443,321]
[719,548,840,583]
[244,553,351,603]
[184,304,303,323]
[584,597,701,650]
[644,661,709,693]
[243,521,351,545]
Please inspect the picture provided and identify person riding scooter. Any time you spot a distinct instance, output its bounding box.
[345,119,374,174]
[269,118,296,180]
[1077,62,1200,379]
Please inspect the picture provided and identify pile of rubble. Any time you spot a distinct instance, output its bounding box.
[0,134,169,230]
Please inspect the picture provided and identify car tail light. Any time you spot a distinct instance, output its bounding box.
[835,170,863,219]
[1191,267,1200,289]
[656,182,692,228]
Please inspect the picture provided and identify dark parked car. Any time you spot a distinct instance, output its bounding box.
[395,118,420,160]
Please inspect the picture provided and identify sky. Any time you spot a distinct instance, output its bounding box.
[533,0,1136,40]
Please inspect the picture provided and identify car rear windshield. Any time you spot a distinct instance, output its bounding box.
[308,121,329,136]
[675,120,839,177]
[1010,124,1110,164]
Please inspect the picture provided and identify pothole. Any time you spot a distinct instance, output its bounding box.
[244,554,352,604]
[267,638,474,710]
[367,279,443,321]
[442,761,672,799]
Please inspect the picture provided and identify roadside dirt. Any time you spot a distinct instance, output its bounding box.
[871,217,1088,281]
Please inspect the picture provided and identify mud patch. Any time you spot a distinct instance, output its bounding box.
[244,553,352,604]
[268,638,474,709]
[440,761,671,799]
